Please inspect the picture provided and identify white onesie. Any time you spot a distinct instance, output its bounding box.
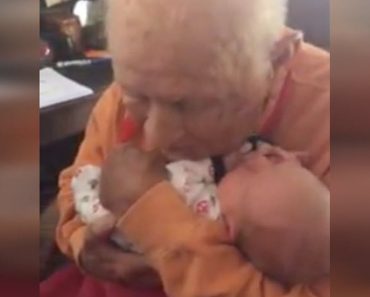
[71,140,258,251]
[71,159,223,252]
[72,159,221,223]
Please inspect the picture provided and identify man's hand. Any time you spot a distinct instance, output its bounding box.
[100,143,168,217]
[79,215,161,287]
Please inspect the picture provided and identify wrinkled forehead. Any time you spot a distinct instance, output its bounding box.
[106,0,254,93]
[114,64,239,102]
[106,0,281,105]
[107,0,247,58]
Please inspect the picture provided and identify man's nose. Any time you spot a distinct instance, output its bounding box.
[143,103,184,150]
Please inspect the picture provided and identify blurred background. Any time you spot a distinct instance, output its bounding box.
[1,0,370,295]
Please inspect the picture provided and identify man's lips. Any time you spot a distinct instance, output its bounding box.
[162,146,203,160]
[163,148,191,159]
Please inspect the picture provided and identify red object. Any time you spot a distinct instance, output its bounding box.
[259,71,292,137]
[40,264,167,297]
[0,277,38,297]
[119,115,139,143]
[195,200,210,215]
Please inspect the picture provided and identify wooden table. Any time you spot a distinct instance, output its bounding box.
[40,60,113,146]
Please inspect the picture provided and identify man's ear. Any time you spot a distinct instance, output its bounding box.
[270,31,303,71]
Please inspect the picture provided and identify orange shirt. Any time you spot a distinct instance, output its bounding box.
[56,30,329,297]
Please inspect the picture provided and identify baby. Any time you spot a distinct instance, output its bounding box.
[71,142,329,285]
[71,153,223,251]
[219,146,330,285]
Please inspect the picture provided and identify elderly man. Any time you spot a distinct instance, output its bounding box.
[49,0,329,296]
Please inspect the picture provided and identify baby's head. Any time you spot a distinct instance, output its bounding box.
[218,147,330,284]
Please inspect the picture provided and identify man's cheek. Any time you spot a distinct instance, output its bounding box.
[186,116,221,141]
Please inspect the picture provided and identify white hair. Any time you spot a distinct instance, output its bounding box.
[106,0,288,97]
[235,0,288,71]
[215,0,288,94]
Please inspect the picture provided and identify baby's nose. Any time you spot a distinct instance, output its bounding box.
[243,151,273,171]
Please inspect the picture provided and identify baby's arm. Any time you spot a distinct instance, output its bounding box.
[71,165,140,253]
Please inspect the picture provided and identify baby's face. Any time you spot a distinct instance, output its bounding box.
[219,148,327,239]
[219,148,330,284]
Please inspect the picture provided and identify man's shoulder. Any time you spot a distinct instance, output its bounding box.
[90,82,126,130]
[88,82,124,152]
[93,82,123,115]
[290,42,330,91]
[272,42,330,178]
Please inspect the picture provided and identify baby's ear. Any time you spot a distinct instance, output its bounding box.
[290,151,311,167]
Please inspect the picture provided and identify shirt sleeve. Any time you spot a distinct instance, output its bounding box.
[117,181,330,297]
[55,84,120,264]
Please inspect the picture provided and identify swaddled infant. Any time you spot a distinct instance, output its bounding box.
[71,143,329,285]
[72,155,222,251]
[219,146,329,285]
